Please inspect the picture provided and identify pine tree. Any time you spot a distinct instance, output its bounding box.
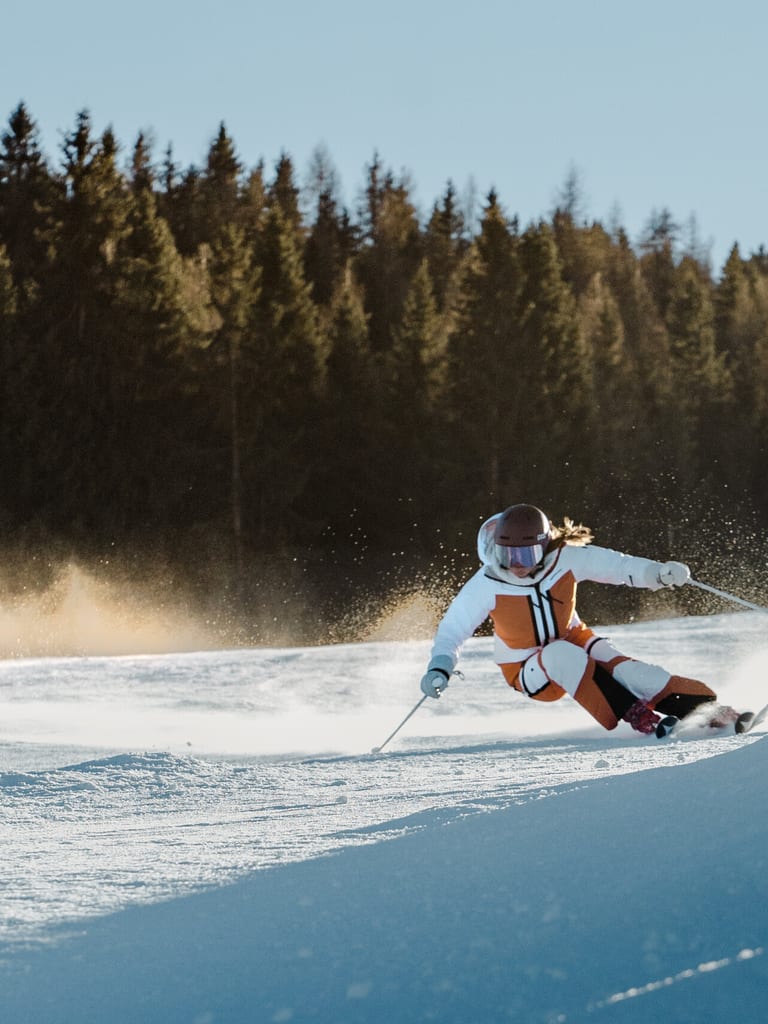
[200,123,242,237]
[128,131,156,195]
[240,162,268,246]
[596,228,689,541]
[304,180,356,308]
[0,243,19,520]
[665,256,732,489]
[444,191,523,508]
[575,269,641,521]
[578,271,625,394]
[0,242,16,338]
[383,259,446,529]
[517,221,593,504]
[715,244,748,363]
[314,264,382,536]
[550,166,612,297]
[354,157,422,351]
[208,223,262,577]
[269,152,303,235]
[30,113,136,537]
[250,203,323,539]
[161,163,203,256]
[302,145,355,308]
[108,186,211,532]
[742,270,768,508]
[607,228,674,407]
[0,103,60,298]
[423,181,466,312]
[639,207,679,319]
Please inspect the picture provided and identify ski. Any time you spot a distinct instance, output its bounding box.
[655,715,680,739]
[735,702,768,735]
[656,702,768,739]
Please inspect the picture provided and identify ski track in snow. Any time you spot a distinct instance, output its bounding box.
[2,610,768,952]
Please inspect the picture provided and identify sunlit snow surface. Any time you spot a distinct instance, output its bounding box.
[2,611,768,951]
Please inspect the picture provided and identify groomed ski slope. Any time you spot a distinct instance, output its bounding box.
[1,611,767,1022]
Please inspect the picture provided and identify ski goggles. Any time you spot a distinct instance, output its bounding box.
[496,543,545,570]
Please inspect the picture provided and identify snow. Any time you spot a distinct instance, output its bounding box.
[1,610,767,1022]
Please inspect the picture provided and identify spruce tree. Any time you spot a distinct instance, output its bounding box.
[517,221,592,505]
[0,103,59,298]
[383,258,446,529]
[162,164,203,256]
[128,131,156,195]
[304,187,355,308]
[665,256,732,491]
[315,264,382,536]
[741,269,768,509]
[639,207,679,319]
[0,243,16,342]
[208,223,262,576]
[109,186,210,533]
[0,244,19,520]
[269,152,303,235]
[31,113,135,537]
[354,158,422,352]
[200,123,242,237]
[240,162,268,246]
[715,244,749,369]
[423,181,466,312]
[250,203,323,539]
[575,269,640,525]
[444,191,523,508]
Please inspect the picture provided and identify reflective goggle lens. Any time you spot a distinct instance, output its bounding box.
[496,543,545,569]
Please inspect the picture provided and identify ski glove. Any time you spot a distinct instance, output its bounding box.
[420,655,453,698]
[645,560,691,590]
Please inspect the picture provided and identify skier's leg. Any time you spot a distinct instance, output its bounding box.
[502,637,721,732]
[586,636,719,719]
[513,640,636,730]
[612,662,717,714]
[499,661,566,702]
[650,676,717,716]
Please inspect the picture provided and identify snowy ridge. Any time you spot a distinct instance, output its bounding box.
[1,734,756,949]
[1,737,766,1023]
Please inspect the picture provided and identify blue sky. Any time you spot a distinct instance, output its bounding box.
[3,0,767,271]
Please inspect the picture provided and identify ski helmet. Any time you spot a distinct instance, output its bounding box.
[494,504,552,569]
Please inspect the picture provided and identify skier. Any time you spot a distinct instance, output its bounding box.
[420,503,737,735]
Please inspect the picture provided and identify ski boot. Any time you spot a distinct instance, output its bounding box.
[623,700,661,735]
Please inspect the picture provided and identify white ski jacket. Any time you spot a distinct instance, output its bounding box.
[430,514,662,670]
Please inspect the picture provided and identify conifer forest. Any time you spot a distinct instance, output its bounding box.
[2,102,768,641]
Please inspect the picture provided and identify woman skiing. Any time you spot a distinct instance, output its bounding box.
[420,503,736,735]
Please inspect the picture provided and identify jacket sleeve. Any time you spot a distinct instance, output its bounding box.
[567,544,659,588]
[429,570,496,669]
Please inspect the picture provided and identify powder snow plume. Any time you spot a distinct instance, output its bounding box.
[0,563,219,657]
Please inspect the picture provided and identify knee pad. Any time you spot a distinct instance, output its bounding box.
[521,640,589,698]
[588,636,625,664]
[613,660,670,702]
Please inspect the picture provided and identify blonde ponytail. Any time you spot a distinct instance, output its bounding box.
[550,517,593,548]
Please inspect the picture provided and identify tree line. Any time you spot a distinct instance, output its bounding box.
[2,102,768,639]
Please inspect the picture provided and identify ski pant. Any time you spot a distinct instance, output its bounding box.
[499,623,716,730]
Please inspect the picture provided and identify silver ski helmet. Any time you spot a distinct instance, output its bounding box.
[494,504,552,570]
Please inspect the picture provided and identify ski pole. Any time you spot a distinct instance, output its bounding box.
[690,578,768,613]
[370,694,430,754]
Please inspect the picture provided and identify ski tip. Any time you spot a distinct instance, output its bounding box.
[735,711,756,735]
[655,715,680,739]
[735,701,768,734]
